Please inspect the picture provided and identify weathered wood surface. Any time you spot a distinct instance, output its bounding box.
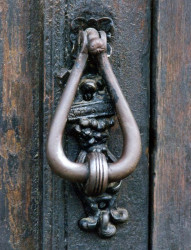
[151,0,191,249]
[43,0,150,249]
[0,0,43,249]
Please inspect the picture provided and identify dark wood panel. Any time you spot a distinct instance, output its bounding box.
[0,0,43,249]
[43,0,150,249]
[151,0,191,249]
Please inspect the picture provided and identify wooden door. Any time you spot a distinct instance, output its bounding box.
[0,0,190,249]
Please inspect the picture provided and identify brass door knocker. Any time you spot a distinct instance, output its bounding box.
[47,18,141,238]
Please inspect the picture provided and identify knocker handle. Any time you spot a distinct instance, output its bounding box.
[47,28,141,194]
[46,32,89,183]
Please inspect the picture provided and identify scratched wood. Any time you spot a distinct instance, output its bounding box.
[0,0,43,249]
[43,0,150,249]
[151,0,191,249]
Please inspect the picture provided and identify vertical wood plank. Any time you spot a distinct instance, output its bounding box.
[151,0,191,248]
[43,0,150,249]
[0,0,43,249]
[43,0,68,249]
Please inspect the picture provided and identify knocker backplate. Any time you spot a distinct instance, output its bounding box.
[47,15,141,238]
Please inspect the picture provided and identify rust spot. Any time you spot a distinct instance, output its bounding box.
[140,20,145,30]
[145,147,149,158]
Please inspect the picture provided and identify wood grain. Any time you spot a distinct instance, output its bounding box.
[43,0,150,249]
[151,0,191,249]
[0,0,43,249]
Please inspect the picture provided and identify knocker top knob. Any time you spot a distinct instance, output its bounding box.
[86,28,107,54]
[78,28,106,55]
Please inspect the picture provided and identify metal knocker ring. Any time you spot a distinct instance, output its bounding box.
[84,152,108,196]
[47,25,141,237]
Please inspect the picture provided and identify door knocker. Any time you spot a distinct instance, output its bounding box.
[47,17,141,238]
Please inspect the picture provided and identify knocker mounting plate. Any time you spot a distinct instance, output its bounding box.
[47,17,141,238]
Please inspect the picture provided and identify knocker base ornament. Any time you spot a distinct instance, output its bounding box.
[47,17,141,238]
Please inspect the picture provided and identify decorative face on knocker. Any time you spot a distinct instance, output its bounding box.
[68,73,115,154]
